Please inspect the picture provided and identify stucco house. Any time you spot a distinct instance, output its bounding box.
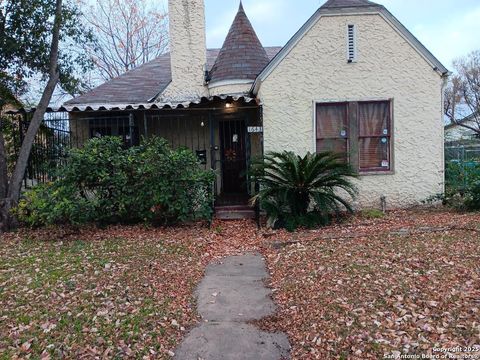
[63,0,449,209]
[445,114,480,144]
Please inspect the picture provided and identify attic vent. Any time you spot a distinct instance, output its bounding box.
[347,24,357,63]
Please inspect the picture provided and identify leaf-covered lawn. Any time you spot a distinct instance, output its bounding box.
[0,226,214,359]
[259,210,480,359]
[1,210,479,359]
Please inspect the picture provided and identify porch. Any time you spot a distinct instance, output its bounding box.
[11,96,263,217]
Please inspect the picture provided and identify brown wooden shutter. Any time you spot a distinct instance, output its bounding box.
[358,101,391,171]
[316,103,349,160]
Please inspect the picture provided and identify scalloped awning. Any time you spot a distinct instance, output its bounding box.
[6,95,258,114]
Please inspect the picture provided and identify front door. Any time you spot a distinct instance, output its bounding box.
[219,120,247,195]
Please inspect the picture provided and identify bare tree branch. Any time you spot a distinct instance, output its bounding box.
[445,50,480,136]
[81,0,168,82]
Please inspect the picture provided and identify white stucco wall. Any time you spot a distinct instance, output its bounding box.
[208,81,252,97]
[161,0,209,101]
[258,13,445,209]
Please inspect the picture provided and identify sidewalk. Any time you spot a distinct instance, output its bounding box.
[174,254,290,360]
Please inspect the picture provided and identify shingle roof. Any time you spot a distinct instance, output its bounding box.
[66,47,281,106]
[66,54,172,106]
[321,0,379,8]
[208,2,270,84]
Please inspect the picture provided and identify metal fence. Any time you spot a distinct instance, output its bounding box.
[5,112,152,189]
[445,145,480,192]
[4,108,258,194]
[445,145,480,163]
[2,112,72,189]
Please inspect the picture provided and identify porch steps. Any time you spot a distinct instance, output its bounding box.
[215,205,256,220]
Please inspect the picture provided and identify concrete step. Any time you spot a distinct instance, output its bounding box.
[215,205,256,220]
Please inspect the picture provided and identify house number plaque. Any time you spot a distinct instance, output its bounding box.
[247,126,263,133]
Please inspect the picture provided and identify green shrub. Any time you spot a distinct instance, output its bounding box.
[465,182,480,211]
[445,160,480,196]
[15,182,96,227]
[281,212,332,232]
[250,151,357,231]
[16,137,215,226]
[441,160,480,211]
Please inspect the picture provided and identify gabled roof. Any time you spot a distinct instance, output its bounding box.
[445,113,478,130]
[65,47,281,106]
[321,0,379,8]
[208,2,270,85]
[253,1,449,94]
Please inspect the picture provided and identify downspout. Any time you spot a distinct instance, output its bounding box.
[441,72,451,196]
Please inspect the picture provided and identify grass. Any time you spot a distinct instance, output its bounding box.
[1,209,479,359]
[360,208,385,219]
[0,226,211,359]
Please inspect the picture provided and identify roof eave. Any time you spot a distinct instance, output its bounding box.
[379,7,448,75]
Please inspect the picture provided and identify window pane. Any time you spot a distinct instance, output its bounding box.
[316,103,348,139]
[317,139,348,154]
[317,139,348,163]
[359,137,390,170]
[90,126,112,138]
[359,101,390,136]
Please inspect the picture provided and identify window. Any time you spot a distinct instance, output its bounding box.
[88,117,140,147]
[90,126,112,138]
[316,100,392,173]
[118,125,140,147]
[358,101,391,171]
[347,24,357,63]
[316,103,349,161]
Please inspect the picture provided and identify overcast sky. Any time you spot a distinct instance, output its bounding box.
[194,0,480,69]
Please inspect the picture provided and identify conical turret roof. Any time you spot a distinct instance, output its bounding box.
[209,2,270,84]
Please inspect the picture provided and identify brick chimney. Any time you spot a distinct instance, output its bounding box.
[162,0,208,101]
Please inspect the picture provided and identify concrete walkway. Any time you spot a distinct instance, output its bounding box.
[174,254,290,360]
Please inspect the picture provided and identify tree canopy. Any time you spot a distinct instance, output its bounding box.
[0,0,93,102]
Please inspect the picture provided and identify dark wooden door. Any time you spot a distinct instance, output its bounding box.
[220,120,247,194]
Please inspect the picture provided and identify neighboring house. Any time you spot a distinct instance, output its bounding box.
[1,98,21,116]
[2,103,19,114]
[445,114,480,144]
[62,0,449,209]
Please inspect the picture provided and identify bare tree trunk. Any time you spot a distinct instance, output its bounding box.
[0,0,63,232]
[0,111,8,199]
[0,106,10,230]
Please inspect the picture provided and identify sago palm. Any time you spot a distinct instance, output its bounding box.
[250,151,357,228]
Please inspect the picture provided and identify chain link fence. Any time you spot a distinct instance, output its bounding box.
[445,145,480,163]
[445,145,480,192]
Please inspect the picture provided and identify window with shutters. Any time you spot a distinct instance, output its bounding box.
[316,100,393,173]
[347,24,357,63]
